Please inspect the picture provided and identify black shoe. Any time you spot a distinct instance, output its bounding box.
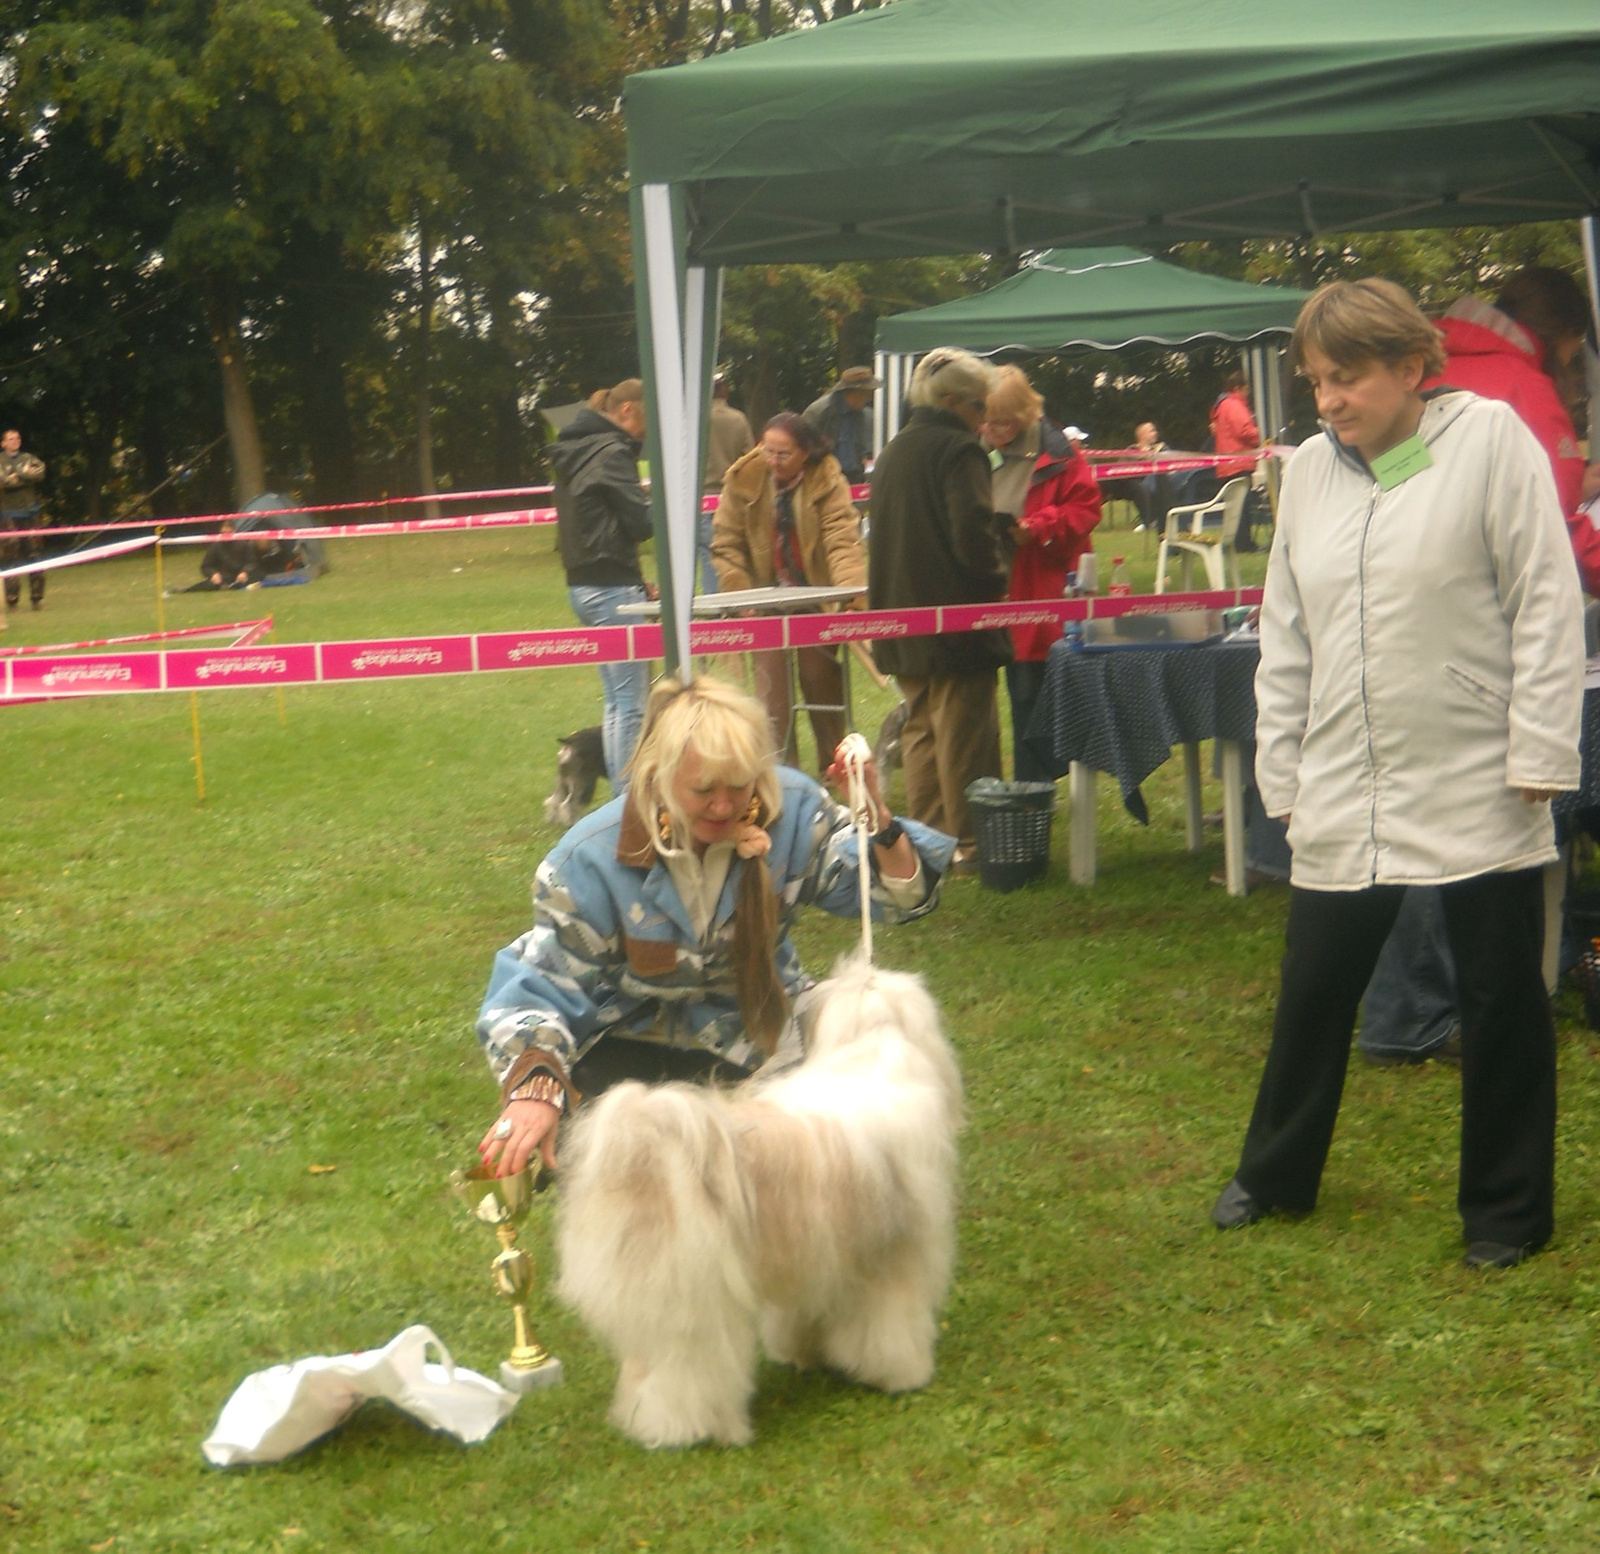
[1463,1240,1532,1269]
[1211,1177,1272,1230]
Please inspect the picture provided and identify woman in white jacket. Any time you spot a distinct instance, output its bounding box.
[1211,280,1584,1269]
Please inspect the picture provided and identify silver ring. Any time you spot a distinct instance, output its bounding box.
[494,1118,514,1140]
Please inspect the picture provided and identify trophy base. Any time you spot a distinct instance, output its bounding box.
[501,1356,564,1392]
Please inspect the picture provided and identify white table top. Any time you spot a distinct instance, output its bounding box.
[617,584,864,619]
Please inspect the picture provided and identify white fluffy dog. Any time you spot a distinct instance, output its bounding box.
[556,957,964,1449]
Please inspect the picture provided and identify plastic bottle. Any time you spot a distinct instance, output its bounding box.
[1108,556,1131,596]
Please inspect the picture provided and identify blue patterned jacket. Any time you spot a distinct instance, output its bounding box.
[477,767,954,1085]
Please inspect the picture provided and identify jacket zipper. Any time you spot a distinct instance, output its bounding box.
[1356,484,1381,883]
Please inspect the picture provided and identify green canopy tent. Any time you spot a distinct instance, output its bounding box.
[871,246,1315,453]
[623,0,1600,672]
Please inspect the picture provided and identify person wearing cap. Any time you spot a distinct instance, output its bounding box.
[804,366,880,486]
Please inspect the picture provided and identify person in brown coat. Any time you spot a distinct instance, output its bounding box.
[867,348,1008,867]
[712,412,867,772]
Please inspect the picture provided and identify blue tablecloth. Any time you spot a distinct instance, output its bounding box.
[1555,686,1600,827]
[1028,637,1600,837]
[1024,638,1261,824]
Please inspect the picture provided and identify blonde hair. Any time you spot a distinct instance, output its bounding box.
[628,675,788,1051]
[985,365,1044,427]
[1290,280,1446,378]
[907,348,999,411]
[604,377,644,414]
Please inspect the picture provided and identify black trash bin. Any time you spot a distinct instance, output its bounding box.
[1566,890,1600,1031]
[964,777,1055,892]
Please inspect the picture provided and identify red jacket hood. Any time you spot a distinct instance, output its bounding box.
[1433,308,1545,376]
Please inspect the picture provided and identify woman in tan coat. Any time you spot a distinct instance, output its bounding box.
[712,412,867,772]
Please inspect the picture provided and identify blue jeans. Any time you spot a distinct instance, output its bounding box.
[1357,886,1459,1059]
[696,511,718,597]
[568,584,651,793]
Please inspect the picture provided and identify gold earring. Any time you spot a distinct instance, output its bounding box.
[743,793,762,826]
[657,808,674,845]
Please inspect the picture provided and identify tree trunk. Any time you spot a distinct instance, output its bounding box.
[139,410,174,518]
[281,228,359,506]
[746,337,780,435]
[80,389,119,526]
[416,221,441,520]
[201,279,267,507]
[486,279,526,487]
[838,305,876,373]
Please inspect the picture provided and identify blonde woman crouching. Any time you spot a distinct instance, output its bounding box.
[476,673,956,1176]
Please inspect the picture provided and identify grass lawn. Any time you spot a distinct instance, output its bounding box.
[5,521,1600,1552]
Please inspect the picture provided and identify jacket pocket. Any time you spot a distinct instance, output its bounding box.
[623,933,680,979]
[1443,662,1510,714]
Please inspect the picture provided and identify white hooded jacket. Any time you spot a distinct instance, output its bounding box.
[1256,390,1583,890]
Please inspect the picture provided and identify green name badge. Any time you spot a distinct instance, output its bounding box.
[1369,434,1433,490]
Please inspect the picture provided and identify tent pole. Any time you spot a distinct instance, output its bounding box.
[633,182,694,678]
[682,262,720,637]
[1246,346,1269,442]
[1582,214,1600,329]
[872,350,887,459]
[1583,215,1600,449]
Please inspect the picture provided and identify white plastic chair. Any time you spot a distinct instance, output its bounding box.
[1154,477,1250,594]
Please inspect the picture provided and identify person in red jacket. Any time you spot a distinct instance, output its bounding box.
[1209,370,1262,480]
[983,365,1103,780]
[1429,267,1594,593]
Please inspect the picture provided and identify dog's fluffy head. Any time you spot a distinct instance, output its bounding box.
[800,954,964,1127]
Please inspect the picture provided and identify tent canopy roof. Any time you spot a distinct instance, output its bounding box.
[875,247,1315,353]
[624,0,1600,265]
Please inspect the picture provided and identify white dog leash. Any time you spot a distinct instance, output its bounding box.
[836,732,876,963]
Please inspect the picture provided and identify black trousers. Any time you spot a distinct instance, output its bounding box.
[571,1035,748,1102]
[1006,659,1051,783]
[1235,868,1556,1248]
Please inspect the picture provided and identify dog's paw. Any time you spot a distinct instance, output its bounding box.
[610,1395,751,1450]
[609,1363,754,1449]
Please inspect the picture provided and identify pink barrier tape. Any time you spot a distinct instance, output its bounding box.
[0,617,272,657]
[0,589,1263,704]
[163,509,560,546]
[25,486,561,540]
[1092,589,1243,617]
[0,534,156,579]
[1086,450,1277,481]
[20,483,875,554]
[231,619,274,649]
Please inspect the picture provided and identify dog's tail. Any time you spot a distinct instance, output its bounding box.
[557,1080,758,1352]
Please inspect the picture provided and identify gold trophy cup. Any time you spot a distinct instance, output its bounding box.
[450,1163,564,1392]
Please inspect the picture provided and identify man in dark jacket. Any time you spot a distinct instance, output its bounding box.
[551,379,654,794]
[868,348,1008,868]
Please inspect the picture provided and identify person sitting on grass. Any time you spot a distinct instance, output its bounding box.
[186,524,305,591]
[475,673,955,1179]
